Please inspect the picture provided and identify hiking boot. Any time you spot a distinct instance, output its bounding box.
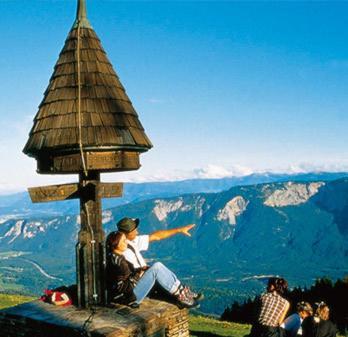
[128,301,140,309]
[176,287,200,309]
[184,286,204,301]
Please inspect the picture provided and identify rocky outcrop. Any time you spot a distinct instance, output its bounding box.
[152,196,206,221]
[264,182,324,207]
[217,196,248,225]
[153,199,184,221]
[2,219,59,244]
[23,222,45,239]
[4,220,24,243]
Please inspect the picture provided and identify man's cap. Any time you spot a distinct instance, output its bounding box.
[117,217,139,233]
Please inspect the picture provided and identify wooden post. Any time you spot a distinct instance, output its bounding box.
[76,171,105,308]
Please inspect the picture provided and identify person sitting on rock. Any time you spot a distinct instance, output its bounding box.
[106,230,201,308]
[281,301,313,337]
[250,277,290,337]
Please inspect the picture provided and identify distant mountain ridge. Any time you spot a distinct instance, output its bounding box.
[0,175,348,314]
[1,171,347,217]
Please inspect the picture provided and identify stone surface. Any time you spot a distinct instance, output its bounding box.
[0,298,188,337]
[264,182,325,207]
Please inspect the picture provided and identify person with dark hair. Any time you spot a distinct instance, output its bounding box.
[281,301,313,337]
[302,302,337,337]
[106,231,139,306]
[250,277,290,337]
[106,231,200,308]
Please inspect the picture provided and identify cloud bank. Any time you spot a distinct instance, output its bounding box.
[1,162,348,195]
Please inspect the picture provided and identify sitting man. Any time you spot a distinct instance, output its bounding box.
[108,217,202,308]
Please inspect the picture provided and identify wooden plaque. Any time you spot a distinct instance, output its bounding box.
[98,182,123,199]
[51,151,140,173]
[28,183,79,203]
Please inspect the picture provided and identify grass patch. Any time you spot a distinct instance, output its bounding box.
[0,293,35,310]
[190,315,251,337]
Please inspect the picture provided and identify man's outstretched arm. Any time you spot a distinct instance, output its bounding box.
[149,224,195,242]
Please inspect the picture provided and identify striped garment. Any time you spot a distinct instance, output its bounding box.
[258,292,289,327]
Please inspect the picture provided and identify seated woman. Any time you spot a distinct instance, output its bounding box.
[302,302,337,337]
[250,277,290,337]
[106,231,201,308]
[281,301,313,337]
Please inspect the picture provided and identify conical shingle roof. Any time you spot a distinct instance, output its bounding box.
[23,0,152,161]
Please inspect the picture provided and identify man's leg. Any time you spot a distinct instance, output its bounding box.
[133,262,180,303]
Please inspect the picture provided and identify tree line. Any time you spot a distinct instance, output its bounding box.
[221,277,348,334]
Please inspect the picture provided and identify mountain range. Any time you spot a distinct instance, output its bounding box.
[0,172,348,314]
[1,171,347,217]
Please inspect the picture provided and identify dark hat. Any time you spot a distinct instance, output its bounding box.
[117,217,139,233]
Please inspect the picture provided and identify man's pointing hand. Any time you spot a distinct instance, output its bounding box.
[149,223,196,242]
[180,224,195,237]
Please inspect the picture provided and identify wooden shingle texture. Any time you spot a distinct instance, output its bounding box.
[23,27,152,158]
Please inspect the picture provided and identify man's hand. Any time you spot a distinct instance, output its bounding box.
[179,224,195,237]
[149,224,196,242]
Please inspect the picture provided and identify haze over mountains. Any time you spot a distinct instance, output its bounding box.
[1,171,347,217]
[0,171,348,314]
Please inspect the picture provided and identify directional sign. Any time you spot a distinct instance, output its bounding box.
[28,182,123,203]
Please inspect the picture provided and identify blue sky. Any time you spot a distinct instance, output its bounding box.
[1,1,348,192]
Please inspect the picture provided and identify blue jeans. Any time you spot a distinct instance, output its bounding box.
[133,262,181,304]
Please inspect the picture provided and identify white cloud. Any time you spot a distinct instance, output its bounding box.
[268,161,348,175]
[193,164,253,179]
[2,161,348,195]
[112,161,348,184]
[104,164,254,183]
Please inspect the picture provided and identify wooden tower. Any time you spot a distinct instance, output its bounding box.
[23,0,152,308]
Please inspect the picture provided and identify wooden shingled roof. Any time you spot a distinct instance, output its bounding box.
[23,0,152,160]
